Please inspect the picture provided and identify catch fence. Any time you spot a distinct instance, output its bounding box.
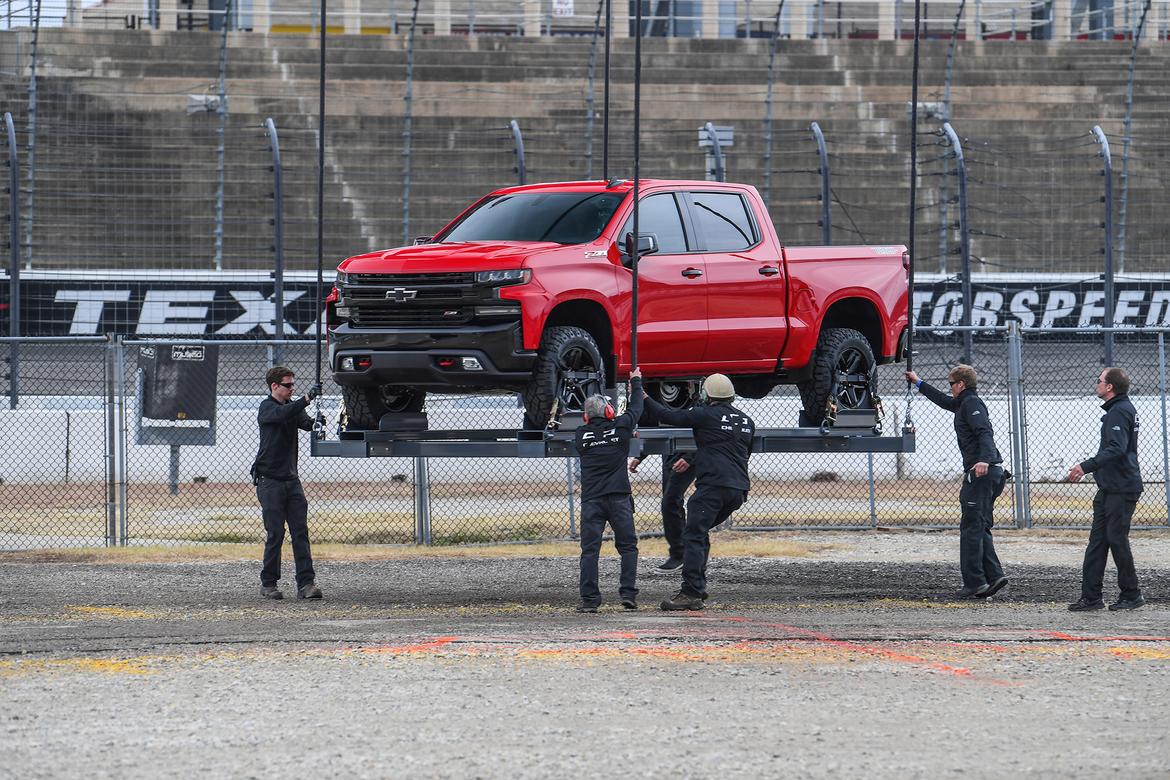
[0,326,1165,549]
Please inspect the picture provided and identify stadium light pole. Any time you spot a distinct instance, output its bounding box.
[315,0,326,397]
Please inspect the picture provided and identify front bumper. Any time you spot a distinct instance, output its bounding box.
[330,320,537,391]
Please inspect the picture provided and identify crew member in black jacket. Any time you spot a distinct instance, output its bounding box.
[253,366,323,600]
[642,373,755,611]
[906,364,1009,599]
[1067,367,1145,611]
[573,368,644,612]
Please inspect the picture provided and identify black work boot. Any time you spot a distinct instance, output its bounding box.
[953,584,990,599]
[260,585,283,600]
[297,581,323,600]
[1108,595,1146,611]
[1068,597,1106,611]
[656,558,683,571]
[575,601,599,613]
[979,577,1009,598]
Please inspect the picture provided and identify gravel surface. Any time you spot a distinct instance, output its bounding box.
[2,530,1170,778]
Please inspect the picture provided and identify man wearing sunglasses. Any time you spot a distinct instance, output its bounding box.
[905,364,1009,600]
[252,366,323,600]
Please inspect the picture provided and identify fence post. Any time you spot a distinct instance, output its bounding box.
[1159,332,1169,526]
[761,1,785,206]
[938,0,964,273]
[510,119,526,185]
[942,122,973,364]
[264,118,285,366]
[1118,0,1152,275]
[585,0,603,180]
[104,335,118,546]
[5,112,19,410]
[414,456,431,544]
[23,0,40,271]
[1006,321,1031,528]
[810,121,830,244]
[213,0,231,271]
[115,336,128,545]
[1091,125,1114,366]
[401,0,420,245]
[703,121,724,182]
[565,458,577,537]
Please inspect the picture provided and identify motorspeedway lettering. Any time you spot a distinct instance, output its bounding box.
[912,285,1170,331]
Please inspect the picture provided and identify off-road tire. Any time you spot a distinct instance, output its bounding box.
[648,380,699,408]
[522,325,606,430]
[342,384,426,431]
[797,327,876,425]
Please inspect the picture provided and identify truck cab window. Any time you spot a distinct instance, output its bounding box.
[620,193,689,254]
[690,192,756,251]
[439,192,625,245]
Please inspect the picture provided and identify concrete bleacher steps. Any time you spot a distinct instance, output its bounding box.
[0,28,1166,271]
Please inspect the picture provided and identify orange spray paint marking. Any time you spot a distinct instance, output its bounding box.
[361,636,459,655]
[711,615,1017,685]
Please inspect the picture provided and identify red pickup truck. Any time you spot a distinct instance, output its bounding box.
[326,179,909,430]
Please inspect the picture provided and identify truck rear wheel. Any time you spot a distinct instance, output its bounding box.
[522,325,606,430]
[342,384,426,431]
[797,327,875,425]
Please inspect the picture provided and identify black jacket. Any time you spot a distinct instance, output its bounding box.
[254,394,314,481]
[574,379,644,499]
[917,382,1002,470]
[1080,394,1142,495]
[641,396,754,492]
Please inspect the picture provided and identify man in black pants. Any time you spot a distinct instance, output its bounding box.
[253,366,323,601]
[628,449,695,571]
[642,374,754,611]
[573,368,644,612]
[906,364,1009,599]
[1067,367,1145,612]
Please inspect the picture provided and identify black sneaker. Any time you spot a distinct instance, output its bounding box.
[1108,595,1146,611]
[1068,597,1106,611]
[621,599,638,610]
[260,585,283,600]
[575,602,599,613]
[980,577,1009,598]
[656,558,683,571]
[660,591,704,611]
[954,584,991,599]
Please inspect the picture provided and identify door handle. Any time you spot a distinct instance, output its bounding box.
[681,267,703,278]
[758,266,780,276]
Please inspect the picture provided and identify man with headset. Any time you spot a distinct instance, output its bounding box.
[573,368,644,612]
[641,374,755,611]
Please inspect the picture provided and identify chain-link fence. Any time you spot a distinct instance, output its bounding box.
[0,328,1166,549]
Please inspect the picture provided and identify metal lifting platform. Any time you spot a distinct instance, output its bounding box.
[311,409,916,459]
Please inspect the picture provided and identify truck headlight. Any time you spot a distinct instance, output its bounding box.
[475,269,530,286]
[335,270,349,287]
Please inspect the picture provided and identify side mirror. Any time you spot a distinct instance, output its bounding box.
[413,235,433,245]
[620,232,659,263]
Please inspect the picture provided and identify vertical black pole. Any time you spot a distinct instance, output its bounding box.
[810,121,830,244]
[510,119,526,185]
[602,0,611,180]
[316,0,326,389]
[265,117,284,365]
[630,0,642,371]
[1092,125,1114,366]
[942,122,972,363]
[906,0,922,380]
[5,112,19,409]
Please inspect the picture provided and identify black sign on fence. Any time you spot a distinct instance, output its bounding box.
[135,343,219,446]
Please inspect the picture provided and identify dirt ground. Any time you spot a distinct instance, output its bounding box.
[2,530,1169,778]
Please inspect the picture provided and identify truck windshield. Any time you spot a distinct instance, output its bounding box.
[438,192,626,245]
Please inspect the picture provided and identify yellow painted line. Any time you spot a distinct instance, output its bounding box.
[65,606,158,619]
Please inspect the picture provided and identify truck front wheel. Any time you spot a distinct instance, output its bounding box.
[522,325,606,430]
[797,327,875,425]
[342,384,426,430]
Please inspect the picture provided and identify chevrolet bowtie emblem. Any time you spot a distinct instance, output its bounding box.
[386,287,418,302]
